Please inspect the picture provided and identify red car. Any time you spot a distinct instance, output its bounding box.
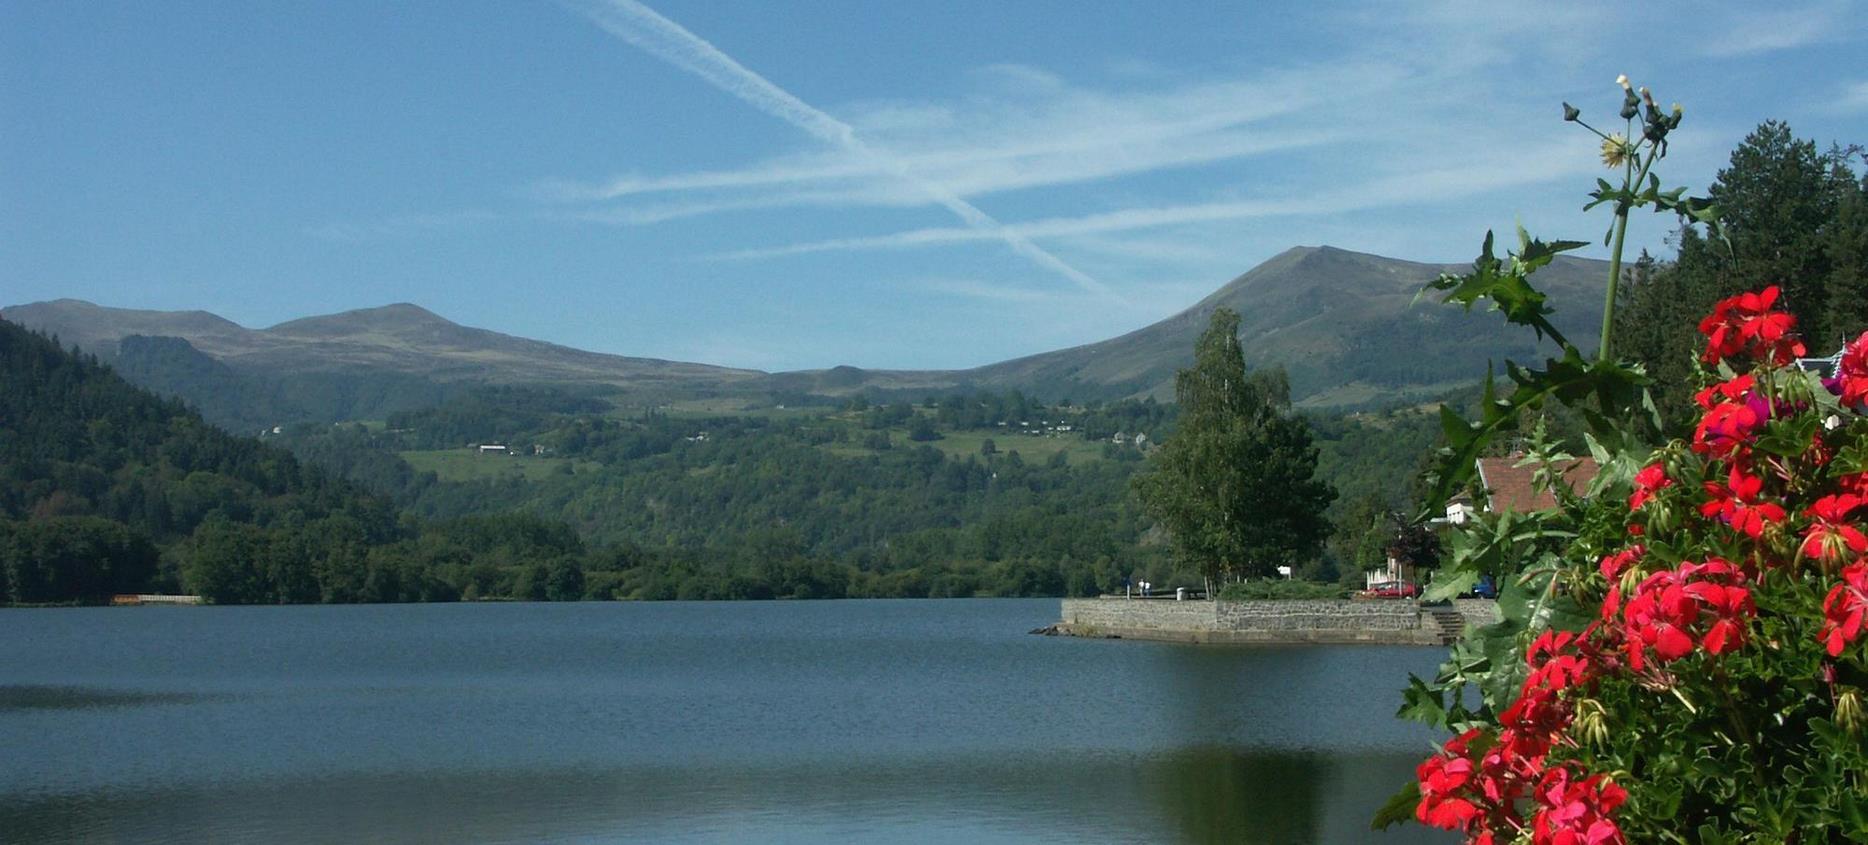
[1367,580,1420,598]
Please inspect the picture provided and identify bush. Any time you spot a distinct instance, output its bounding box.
[1216,579,1346,601]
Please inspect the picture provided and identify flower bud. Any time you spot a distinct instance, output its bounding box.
[1839,688,1865,735]
[1620,565,1644,597]
[1616,74,1629,89]
[1574,698,1612,746]
[1563,102,1581,122]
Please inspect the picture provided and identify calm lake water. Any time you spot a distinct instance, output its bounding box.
[0,599,1451,844]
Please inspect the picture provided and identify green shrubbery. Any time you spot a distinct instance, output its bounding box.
[1216,580,1347,601]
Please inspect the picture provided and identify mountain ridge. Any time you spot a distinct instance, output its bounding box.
[3,244,1611,415]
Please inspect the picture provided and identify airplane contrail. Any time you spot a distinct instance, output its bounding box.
[571,0,1121,301]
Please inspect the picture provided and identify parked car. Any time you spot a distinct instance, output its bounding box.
[1366,580,1420,599]
[1469,575,1497,600]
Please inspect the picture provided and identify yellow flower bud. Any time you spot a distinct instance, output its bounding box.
[1574,698,1612,747]
[1840,688,1865,736]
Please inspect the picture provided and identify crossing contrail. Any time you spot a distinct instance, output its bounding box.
[571,0,1121,301]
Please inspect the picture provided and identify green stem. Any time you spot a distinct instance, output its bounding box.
[1597,149,1657,362]
[1600,213,1628,361]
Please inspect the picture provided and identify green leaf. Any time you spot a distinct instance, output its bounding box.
[1370,780,1421,831]
[1424,569,1478,603]
[1752,413,1822,459]
[1397,675,1449,728]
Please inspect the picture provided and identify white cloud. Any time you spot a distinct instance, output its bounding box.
[1699,3,1852,57]
[570,0,1118,299]
[1835,80,1868,114]
[305,209,500,242]
[708,139,1593,261]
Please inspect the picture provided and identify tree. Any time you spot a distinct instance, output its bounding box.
[1133,308,1335,593]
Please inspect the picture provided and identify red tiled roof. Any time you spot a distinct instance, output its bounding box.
[1476,455,1600,513]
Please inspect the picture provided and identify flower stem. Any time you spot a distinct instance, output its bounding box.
[1600,215,1629,361]
[1598,149,1657,362]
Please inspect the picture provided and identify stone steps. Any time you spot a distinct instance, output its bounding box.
[1425,607,1468,645]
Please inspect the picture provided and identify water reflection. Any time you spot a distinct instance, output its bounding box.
[0,601,1450,843]
[1,748,1444,844]
[0,685,214,711]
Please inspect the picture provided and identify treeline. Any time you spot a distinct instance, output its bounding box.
[272,380,1447,594]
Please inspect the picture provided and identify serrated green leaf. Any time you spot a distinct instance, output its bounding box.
[1425,569,1478,603]
[1370,781,1421,831]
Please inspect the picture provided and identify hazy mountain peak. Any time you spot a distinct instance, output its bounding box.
[0,298,249,356]
[265,303,458,337]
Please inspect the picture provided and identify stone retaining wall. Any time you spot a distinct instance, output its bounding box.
[1451,598,1502,631]
[1056,597,1448,645]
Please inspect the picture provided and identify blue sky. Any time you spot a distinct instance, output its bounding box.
[4,1,1865,371]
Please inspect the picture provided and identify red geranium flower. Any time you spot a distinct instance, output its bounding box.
[1699,466,1787,540]
[1802,494,1867,565]
[1838,331,1868,408]
[1621,560,1753,669]
[1531,766,1628,845]
[1628,463,1671,509]
[1822,562,1868,657]
[1697,286,1804,365]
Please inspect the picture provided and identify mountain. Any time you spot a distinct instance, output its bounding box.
[1,299,760,387]
[0,299,767,428]
[4,245,1611,418]
[977,245,1607,406]
[778,246,1610,407]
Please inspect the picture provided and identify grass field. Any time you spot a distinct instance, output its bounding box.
[651,398,833,420]
[929,430,1112,464]
[399,449,597,482]
[817,429,1116,464]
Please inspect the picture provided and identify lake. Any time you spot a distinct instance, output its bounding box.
[0,599,1450,843]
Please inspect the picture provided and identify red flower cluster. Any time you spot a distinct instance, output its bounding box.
[1699,465,1787,540]
[1417,629,1620,843]
[1840,331,1868,409]
[1698,286,1804,365]
[1531,767,1628,845]
[1617,560,1753,671]
[1598,546,1643,583]
[1692,375,1768,460]
[1627,463,1670,510]
[1803,494,1867,565]
[1823,563,1868,657]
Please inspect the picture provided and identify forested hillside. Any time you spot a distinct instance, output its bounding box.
[0,317,611,605]
[268,380,1445,591]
